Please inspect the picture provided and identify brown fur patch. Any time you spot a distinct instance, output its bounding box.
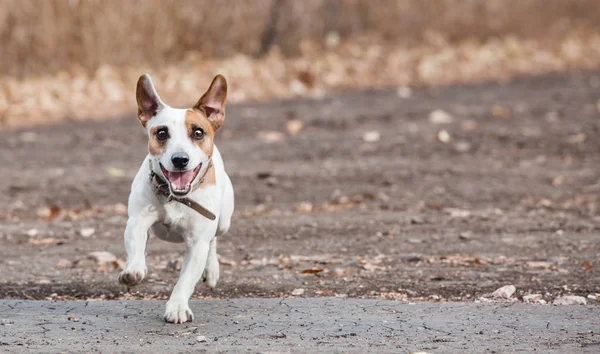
[148,126,167,155]
[198,163,216,189]
[185,109,215,158]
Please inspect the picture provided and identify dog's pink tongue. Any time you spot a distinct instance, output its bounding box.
[167,170,196,190]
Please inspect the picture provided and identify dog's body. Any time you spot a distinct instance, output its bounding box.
[119,74,234,323]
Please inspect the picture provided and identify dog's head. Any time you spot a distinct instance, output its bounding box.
[136,74,227,196]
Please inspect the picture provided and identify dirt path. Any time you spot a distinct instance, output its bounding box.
[1,299,599,353]
[0,71,599,302]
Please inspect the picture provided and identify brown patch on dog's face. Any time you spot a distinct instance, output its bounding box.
[199,163,216,188]
[148,126,168,155]
[185,109,215,158]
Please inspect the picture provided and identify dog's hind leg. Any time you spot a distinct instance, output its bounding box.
[202,174,234,288]
[202,236,219,289]
[216,173,234,236]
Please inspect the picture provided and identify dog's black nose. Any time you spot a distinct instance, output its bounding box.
[171,153,189,169]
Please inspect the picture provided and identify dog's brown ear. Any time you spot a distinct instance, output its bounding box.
[136,74,164,127]
[195,75,227,131]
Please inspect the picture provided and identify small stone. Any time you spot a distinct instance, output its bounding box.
[56,259,73,269]
[553,295,587,305]
[26,228,39,237]
[396,86,412,98]
[410,216,424,224]
[454,141,471,153]
[407,238,422,244]
[538,299,547,305]
[459,231,473,240]
[587,294,596,301]
[79,228,95,238]
[294,202,313,213]
[291,288,305,296]
[88,251,117,264]
[523,294,543,303]
[429,109,454,124]
[437,130,451,143]
[196,335,207,343]
[492,285,516,299]
[363,131,380,143]
[0,319,14,326]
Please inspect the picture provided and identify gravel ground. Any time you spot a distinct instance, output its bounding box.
[0,71,599,303]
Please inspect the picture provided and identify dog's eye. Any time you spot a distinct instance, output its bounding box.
[156,128,169,141]
[192,127,204,140]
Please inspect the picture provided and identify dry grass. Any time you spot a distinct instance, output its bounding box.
[3,28,600,128]
[2,0,600,128]
[2,0,600,77]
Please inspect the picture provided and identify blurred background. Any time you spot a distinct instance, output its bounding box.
[1,0,600,127]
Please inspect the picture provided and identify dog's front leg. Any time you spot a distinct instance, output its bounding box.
[164,229,214,323]
[118,206,158,286]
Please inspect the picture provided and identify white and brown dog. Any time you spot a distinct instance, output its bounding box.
[118,74,234,323]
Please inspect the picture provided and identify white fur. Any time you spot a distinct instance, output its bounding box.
[119,105,234,324]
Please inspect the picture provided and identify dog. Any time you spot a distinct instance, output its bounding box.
[118,74,234,324]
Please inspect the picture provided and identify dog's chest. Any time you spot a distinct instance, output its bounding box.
[158,187,219,230]
[161,202,197,230]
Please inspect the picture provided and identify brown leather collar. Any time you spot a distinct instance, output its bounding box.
[149,160,216,220]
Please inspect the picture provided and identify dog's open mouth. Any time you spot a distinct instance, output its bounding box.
[160,163,201,196]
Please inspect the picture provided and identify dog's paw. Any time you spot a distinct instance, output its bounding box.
[118,265,147,286]
[164,300,194,324]
[202,257,220,289]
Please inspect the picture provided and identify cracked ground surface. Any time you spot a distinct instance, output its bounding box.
[1,299,600,353]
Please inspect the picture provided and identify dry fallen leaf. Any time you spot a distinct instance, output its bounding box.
[567,133,586,144]
[56,259,74,269]
[39,204,61,221]
[218,256,237,267]
[363,131,380,143]
[88,251,117,264]
[294,202,314,213]
[286,120,304,136]
[552,176,565,186]
[491,105,510,119]
[113,203,128,215]
[107,167,125,177]
[257,130,285,143]
[429,109,453,124]
[301,267,324,274]
[526,261,555,270]
[473,258,488,266]
[582,261,593,271]
[29,237,62,246]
